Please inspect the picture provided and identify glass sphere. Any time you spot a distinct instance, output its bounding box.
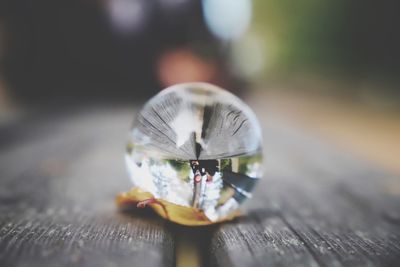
[125,82,263,222]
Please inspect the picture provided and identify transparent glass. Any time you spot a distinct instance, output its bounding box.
[125,82,263,221]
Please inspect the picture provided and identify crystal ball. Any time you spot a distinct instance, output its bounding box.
[125,82,263,223]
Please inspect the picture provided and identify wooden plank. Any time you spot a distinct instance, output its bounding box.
[210,211,320,267]
[0,107,175,267]
[2,100,399,267]
[209,106,400,267]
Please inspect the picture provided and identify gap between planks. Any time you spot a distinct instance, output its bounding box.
[173,225,215,267]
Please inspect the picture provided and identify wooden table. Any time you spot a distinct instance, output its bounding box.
[1,95,399,267]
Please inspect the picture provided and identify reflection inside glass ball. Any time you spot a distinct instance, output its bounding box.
[125,82,263,222]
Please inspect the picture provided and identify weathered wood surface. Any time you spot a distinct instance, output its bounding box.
[0,108,174,267]
[208,100,400,267]
[1,99,399,267]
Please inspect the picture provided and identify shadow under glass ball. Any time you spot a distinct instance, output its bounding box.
[125,82,263,223]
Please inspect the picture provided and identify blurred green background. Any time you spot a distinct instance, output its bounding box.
[250,0,399,87]
[1,0,399,107]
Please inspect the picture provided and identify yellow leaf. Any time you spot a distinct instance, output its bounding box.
[116,187,239,226]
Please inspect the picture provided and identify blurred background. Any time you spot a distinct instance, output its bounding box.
[1,0,399,172]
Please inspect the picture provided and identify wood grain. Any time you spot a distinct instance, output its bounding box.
[1,99,399,267]
[0,107,174,267]
[208,102,400,267]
